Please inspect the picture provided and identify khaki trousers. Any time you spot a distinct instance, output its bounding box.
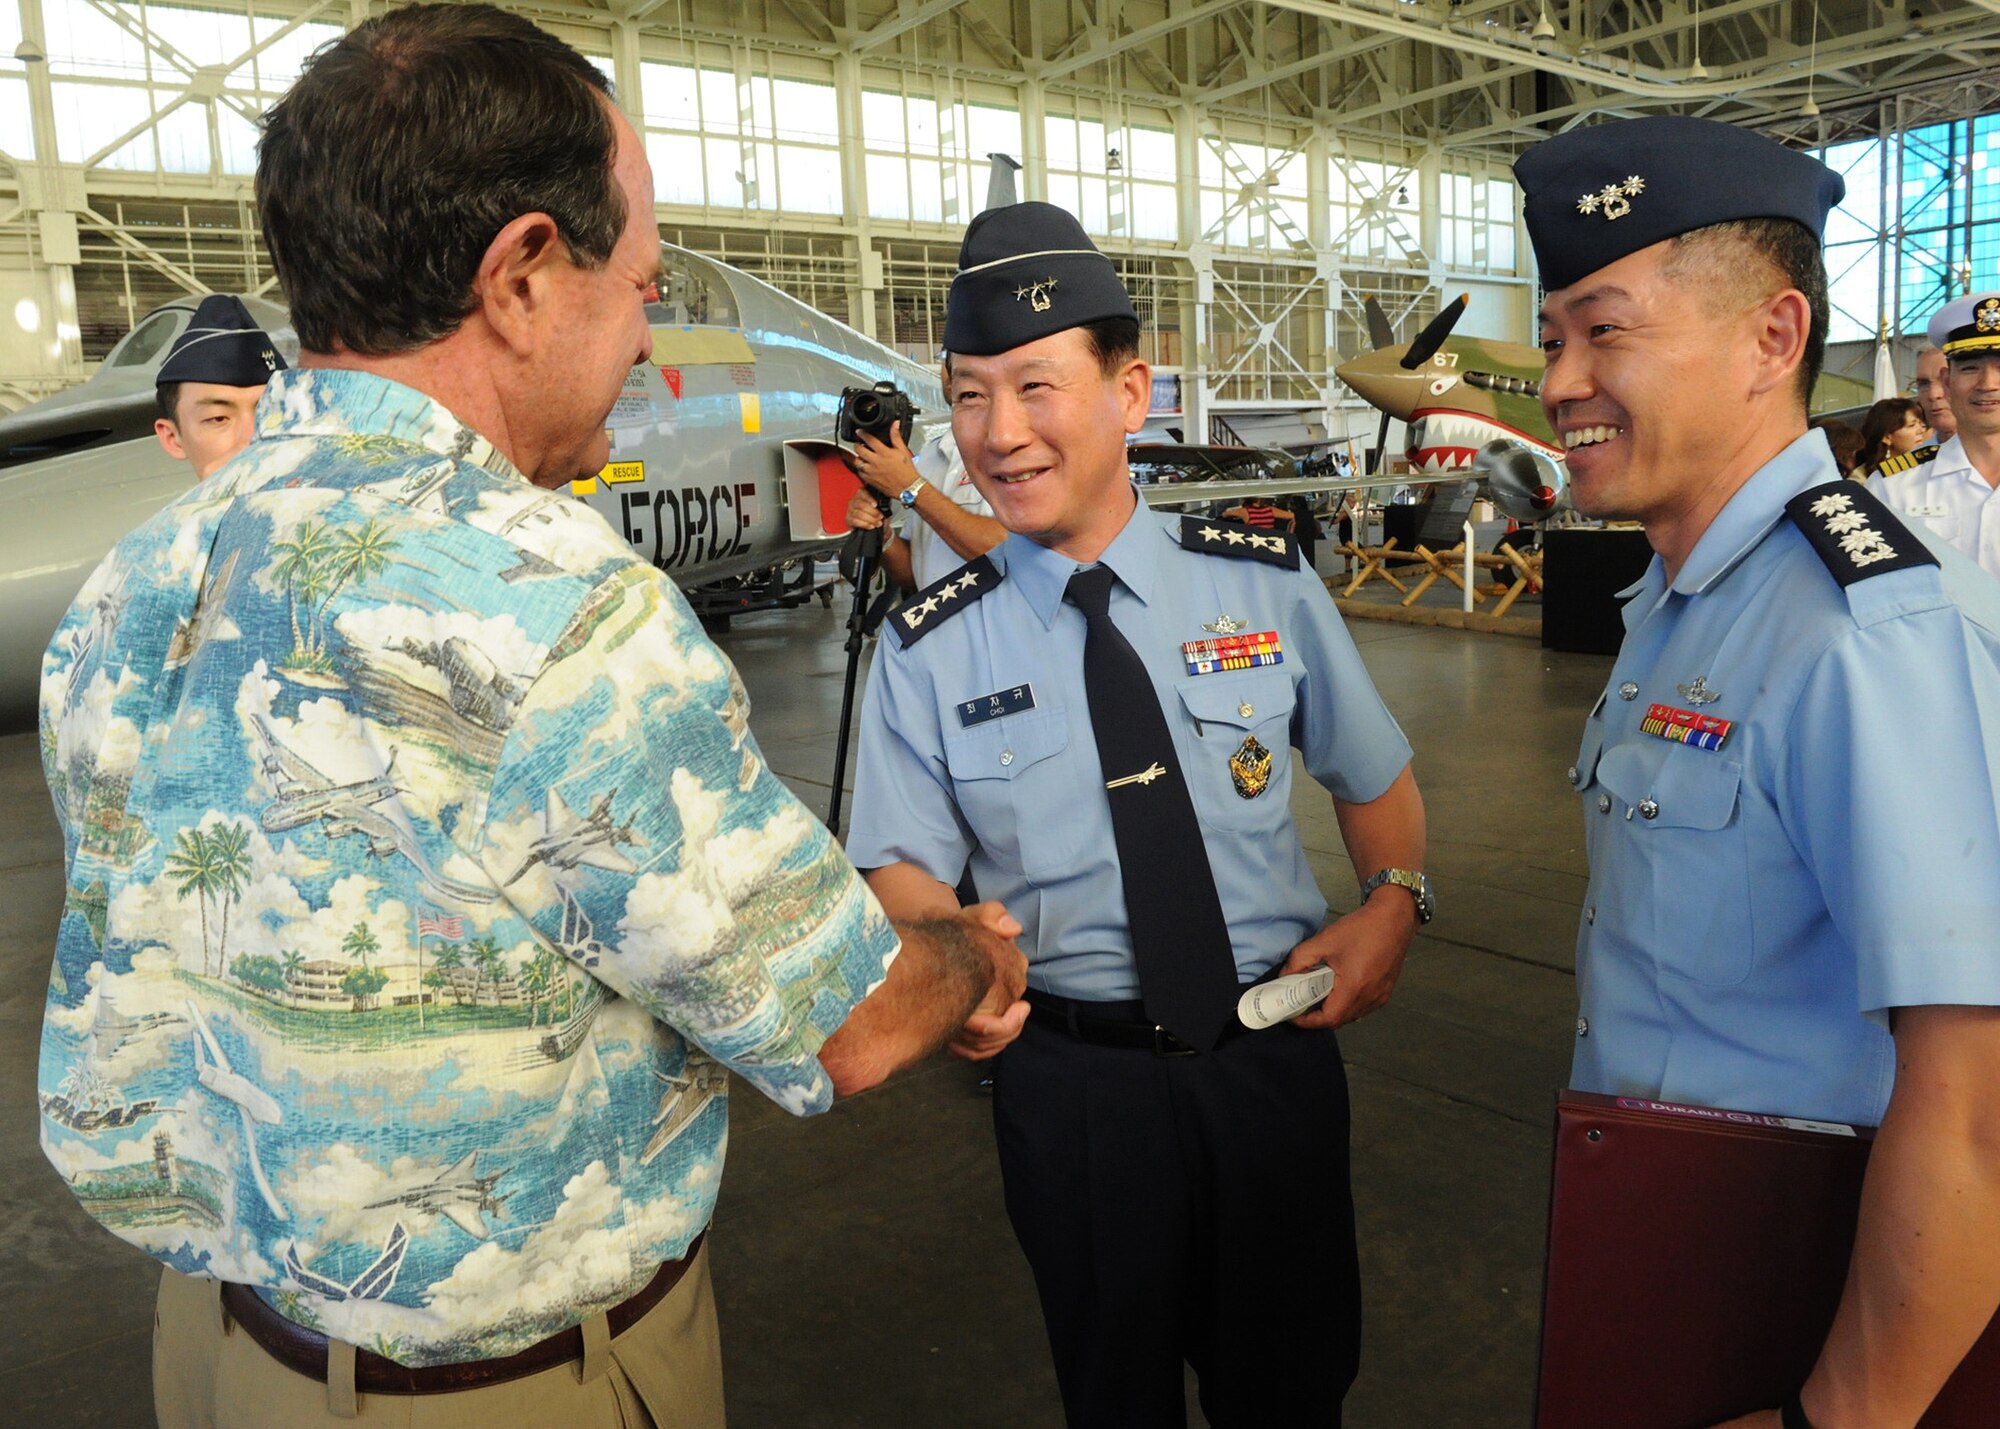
[153,1242,725,1428]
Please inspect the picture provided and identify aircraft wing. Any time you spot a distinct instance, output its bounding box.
[250,713,334,793]
[0,386,162,468]
[437,1199,494,1239]
[1137,470,1470,508]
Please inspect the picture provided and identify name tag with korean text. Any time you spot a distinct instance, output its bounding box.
[958,684,1037,728]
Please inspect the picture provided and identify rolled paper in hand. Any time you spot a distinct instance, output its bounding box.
[1236,966,1336,1030]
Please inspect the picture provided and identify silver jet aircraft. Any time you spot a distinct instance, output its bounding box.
[0,244,944,730]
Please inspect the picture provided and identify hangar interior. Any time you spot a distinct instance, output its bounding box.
[0,0,1998,429]
[3,1,2000,1426]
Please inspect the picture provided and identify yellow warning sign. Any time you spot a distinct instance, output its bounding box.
[571,477,598,495]
[738,392,762,434]
[600,461,646,485]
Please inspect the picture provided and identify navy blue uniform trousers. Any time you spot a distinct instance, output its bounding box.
[992,1014,1361,1427]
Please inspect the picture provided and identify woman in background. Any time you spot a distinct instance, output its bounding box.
[1857,397,1930,476]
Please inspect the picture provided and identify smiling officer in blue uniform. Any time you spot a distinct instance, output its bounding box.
[846,203,1429,1427]
[1521,115,2000,1429]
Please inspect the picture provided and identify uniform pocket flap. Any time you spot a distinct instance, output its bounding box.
[1600,742,1742,830]
[1174,671,1296,730]
[942,708,1068,782]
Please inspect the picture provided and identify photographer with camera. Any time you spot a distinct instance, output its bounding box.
[843,416,1004,591]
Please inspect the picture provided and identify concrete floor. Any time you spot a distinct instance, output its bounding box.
[0,595,1612,1427]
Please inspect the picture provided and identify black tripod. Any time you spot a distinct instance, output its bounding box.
[825,496,898,837]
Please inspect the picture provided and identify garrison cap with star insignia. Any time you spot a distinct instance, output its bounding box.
[157,295,287,389]
[1927,291,2000,360]
[1514,116,1845,293]
[1785,482,1938,588]
[942,202,1138,357]
[1179,515,1300,570]
[888,554,1003,648]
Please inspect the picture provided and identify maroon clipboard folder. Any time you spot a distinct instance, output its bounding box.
[1536,1090,2000,1428]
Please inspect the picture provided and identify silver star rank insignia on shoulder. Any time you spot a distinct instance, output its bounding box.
[1178,516,1299,570]
[1785,481,1938,589]
[890,554,1003,648]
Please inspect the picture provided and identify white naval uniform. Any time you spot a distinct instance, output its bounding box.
[1873,434,2000,582]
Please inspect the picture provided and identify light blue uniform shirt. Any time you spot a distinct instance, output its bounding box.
[1571,429,2000,1127]
[847,497,1412,1001]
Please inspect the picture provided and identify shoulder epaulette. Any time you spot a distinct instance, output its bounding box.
[1178,515,1299,570]
[888,554,1002,648]
[1784,482,1938,588]
[1873,443,1938,478]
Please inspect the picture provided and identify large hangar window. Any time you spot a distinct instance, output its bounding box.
[1197,134,1310,251]
[1440,166,1518,276]
[30,0,337,176]
[1044,109,1177,243]
[1329,155,1424,267]
[861,89,1020,227]
[1816,113,2000,344]
[641,62,842,216]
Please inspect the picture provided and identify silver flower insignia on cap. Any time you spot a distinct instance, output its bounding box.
[1014,277,1059,313]
[1576,175,1646,221]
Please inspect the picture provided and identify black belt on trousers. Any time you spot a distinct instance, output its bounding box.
[1026,988,1264,1056]
[218,1230,704,1395]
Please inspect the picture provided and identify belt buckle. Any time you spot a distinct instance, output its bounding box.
[1151,1025,1199,1057]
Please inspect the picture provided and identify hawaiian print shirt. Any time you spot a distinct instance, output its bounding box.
[37,367,898,1366]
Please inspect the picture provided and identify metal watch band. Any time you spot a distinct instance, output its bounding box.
[1361,867,1435,923]
[898,476,928,508]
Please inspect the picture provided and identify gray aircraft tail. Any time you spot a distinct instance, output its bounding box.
[984,153,1022,210]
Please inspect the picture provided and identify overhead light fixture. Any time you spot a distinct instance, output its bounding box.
[1107,146,1123,171]
[1688,0,1705,81]
[1531,7,1556,39]
[1688,59,1709,79]
[1800,95,1820,116]
[13,38,45,63]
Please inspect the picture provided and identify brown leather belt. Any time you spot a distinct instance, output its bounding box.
[219,1231,703,1395]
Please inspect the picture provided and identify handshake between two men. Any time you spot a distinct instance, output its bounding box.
[816,899,1030,1098]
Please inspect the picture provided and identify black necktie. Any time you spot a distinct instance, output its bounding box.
[1065,565,1240,1050]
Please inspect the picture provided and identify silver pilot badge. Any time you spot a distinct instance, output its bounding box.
[1677,675,1720,706]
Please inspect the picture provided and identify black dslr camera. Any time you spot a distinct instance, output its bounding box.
[836,381,919,448]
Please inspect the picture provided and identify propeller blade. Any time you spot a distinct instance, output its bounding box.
[1363,296,1396,352]
[1370,410,1393,477]
[1400,293,1469,370]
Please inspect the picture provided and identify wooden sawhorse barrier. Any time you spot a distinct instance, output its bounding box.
[1338,540,1545,618]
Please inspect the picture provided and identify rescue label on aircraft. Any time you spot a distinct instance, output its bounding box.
[600,461,646,485]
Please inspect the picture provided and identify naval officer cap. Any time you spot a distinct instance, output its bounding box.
[1514,115,1844,293]
[943,201,1138,357]
[1927,292,2000,359]
[157,294,287,389]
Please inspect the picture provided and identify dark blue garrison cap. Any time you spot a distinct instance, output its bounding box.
[1515,116,1844,292]
[157,295,286,389]
[943,201,1137,357]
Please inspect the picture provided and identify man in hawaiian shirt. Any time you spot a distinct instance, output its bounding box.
[37,6,1024,1425]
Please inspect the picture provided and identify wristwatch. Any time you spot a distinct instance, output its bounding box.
[897,476,929,509]
[1360,867,1436,923]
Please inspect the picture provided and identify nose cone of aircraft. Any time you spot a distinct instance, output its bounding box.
[1335,346,1423,421]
